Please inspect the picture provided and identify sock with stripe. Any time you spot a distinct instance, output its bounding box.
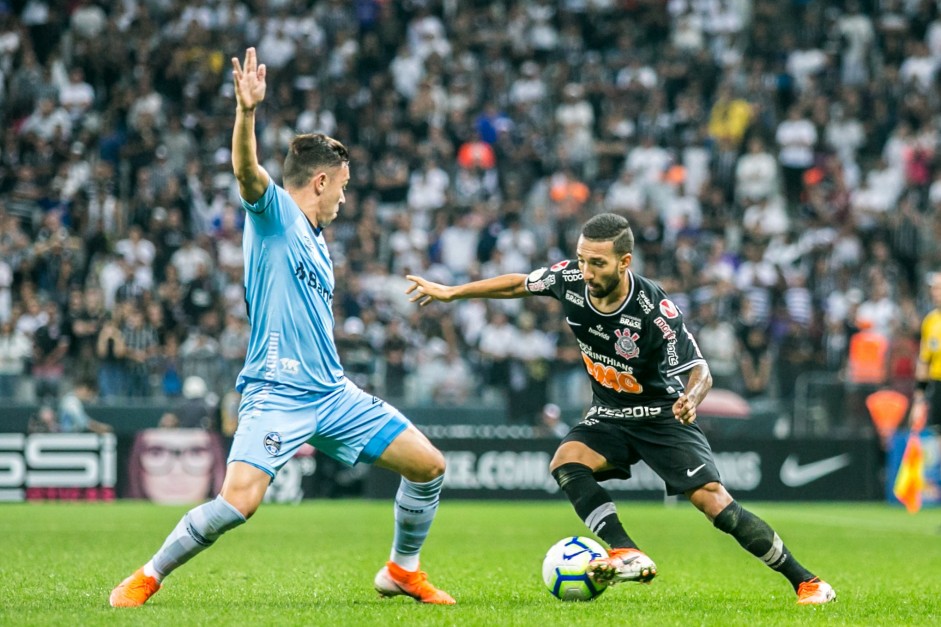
[390,474,444,572]
[146,495,246,581]
[551,463,637,549]
[713,500,815,590]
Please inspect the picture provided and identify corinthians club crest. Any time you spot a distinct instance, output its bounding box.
[614,328,640,360]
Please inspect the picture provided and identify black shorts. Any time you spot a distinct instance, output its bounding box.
[563,411,721,496]
[929,383,941,428]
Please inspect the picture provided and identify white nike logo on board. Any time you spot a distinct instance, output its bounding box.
[779,454,851,487]
[686,463,706,477]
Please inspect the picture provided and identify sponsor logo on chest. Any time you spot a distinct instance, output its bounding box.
[565,291,584,306]
[637,290,654,314]
[589,324,610,340]
[619,314,642,330]
[562,269,583,281]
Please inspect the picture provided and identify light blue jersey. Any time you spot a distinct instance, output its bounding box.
[236,180,344,394]
[230,179,409,475]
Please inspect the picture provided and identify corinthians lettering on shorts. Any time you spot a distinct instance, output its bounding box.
[525,260,706,410]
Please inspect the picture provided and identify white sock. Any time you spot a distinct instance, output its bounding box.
[389,551,420,571]
[143,560,162,582]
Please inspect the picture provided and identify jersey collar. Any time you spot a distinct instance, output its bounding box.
[584,270,634,317]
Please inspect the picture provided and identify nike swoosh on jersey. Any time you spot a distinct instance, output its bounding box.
[565,317,582,326]
[686,463,706,477]
[779,454,851,487]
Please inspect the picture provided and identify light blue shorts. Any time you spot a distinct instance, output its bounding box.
[228,378,410,477]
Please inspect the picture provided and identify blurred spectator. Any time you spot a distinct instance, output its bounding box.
[179,326,222,393]
[121,309,159,398]
[739,323,774,399]
[535,403,569,439]
[96,314,127,400]
[0,0,935,437]
[58,379,112,434]
[735,137,778,205]
[507,310,554,424]
[776,105,817,211]
[477,310,516,400]
[19,96,71,141]
[31,300,68,400]
[176,376,213,430]
[0,318,31,400]
[707,84,752,147]
[381,317,412,401]
[27,404,59,433]
[696,301,740,393]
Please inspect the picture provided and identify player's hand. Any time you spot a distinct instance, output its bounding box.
[232,47,267,111]
[909,394,928,430]
[673,393,697,425]
[406,275,455,306]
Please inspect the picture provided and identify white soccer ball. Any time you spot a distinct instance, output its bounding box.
[542,536,609,601]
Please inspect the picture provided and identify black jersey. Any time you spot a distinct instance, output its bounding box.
[525,260,707,413]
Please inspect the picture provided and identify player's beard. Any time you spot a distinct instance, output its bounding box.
[587,272,620,299]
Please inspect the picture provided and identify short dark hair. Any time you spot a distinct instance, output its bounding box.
[76,377,98,392]
[283,133,350,189]
[581,213,634,256]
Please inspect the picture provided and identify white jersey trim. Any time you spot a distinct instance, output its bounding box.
[585,270,635,317]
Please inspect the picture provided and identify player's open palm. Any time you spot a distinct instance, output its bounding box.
[406,275,454,306]
[232,47,266,111]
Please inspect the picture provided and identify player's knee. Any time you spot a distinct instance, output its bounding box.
[550,462,592,489]
[549,447,583,472]
[219,485,265,519]
[407,449,446,483]
[425,449,447,480]
[223,494,260,519]
[686,482,732,520]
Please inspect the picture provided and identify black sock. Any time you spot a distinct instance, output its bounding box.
[551,463,636,549]
[713,501,815,590]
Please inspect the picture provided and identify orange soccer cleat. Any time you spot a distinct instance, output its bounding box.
[796,578,836,605]
[109,568,161,608]
[588,547,657,585]
[374,561,456,605]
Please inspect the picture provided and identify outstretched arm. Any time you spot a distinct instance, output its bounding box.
[231,47,270,203]
[406,273,530,306]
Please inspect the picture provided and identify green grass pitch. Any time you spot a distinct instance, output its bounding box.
[1,501,939,626]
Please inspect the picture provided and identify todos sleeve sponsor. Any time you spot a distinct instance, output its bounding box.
[525,262,570,300]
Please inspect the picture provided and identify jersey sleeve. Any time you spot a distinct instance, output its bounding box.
[523,260,572,301]
[241,179,299,236]
[920,315,934,363]
[652,296,707,378]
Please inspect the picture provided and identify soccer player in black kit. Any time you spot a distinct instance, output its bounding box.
[406,213,835,605]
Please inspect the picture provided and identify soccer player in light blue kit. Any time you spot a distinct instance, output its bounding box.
[110,48,455,607]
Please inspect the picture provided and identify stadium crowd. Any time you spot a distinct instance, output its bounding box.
[0,0,938,431]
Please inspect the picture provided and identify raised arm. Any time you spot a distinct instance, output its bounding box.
[406,273,530,306]
[231,47,270,203]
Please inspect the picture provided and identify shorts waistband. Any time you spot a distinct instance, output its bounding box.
[587,405,671,420]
